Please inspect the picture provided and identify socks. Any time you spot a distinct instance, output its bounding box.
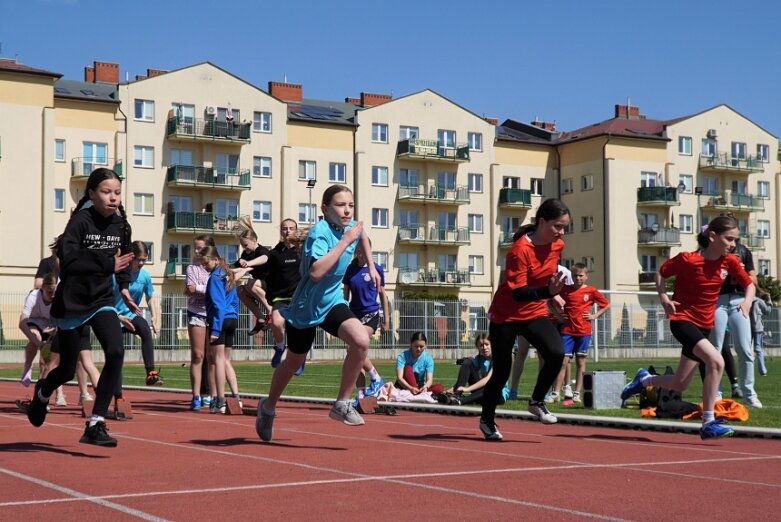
[368,367,380,382]
[89,414,105,427]
[702,410,715,424]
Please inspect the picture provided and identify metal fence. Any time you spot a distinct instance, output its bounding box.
[1,291,779,359]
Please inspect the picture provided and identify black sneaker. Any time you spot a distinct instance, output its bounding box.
[479,419,503,441]
[27,380,49,427]
[79,421,117,447]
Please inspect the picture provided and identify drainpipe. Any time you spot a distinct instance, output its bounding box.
[602,135,612,289]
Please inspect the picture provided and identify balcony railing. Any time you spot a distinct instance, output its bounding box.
[637,186,680,206]
[71,157,124,178]
[499,230,515,248]
[637,227,681,246]
[397,267,472,286]
[397,183,470,204]
[166,165,251,190]
[498,188,532,208]
[396,138,470,162]
[638,272,656,285]
[397,226,470,245]
[701,190,764,212]
[164,259,190,279]
[166,116,251,143]
[699,153,765,173]
[398,226,426,242]
[745,234,766,250]
[166,211,246,235]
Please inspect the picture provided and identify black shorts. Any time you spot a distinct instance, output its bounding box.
[26,322,54,343]
[49,325,91,354]
[670,321,710,363]
[357,311,380,333]
[271,299,290,311]
[286,303,356,355]
[210,318,238,348]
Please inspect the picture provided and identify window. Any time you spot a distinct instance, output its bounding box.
[731,180,747,195]
[371,166,388,186]
[54,189,65,212]
[168,195,192,212]
[564,221,574,234]
[502,216,522,235]
[217,244,239,264]
[468,213,483,233]
[172,103,195,133]
[640,171,660,188]
[581,216,594,231]
[701,138,717,157]
[168,243,192,265]
[399,252,418,270]
[252,201,272,222]
[702,176,719,195]
[561,178,573,194]
[134,146,154,168]
[757,144,769,162]
[253,111,272,133]
[217,107,240,122]
[639,213,658,229]
[54,139,65,162]
[737,218,748,237]
[372,208,389,228]
[133,193,154,216]
[298,160,316,181]
[253,156,272,178]
[581,257,595,271]
[372,123,388,143]
[399,125,418,140]
[438,254,457,272]
[134,99,154,121]
[680,214,693,234]
[216,153,239,182]
[678,136,692,155]
[170,148,193,166]
[400,168,419,188]
[467,132,482,151]
[641,255,657,273]
[758,181,770,199]
[437,171,456,190]
[399,210,418,228]
[298,203,316,224]
[562,258,575,270]
[530,178,544,196]
[215,199,239,219]
[82,142,108,174]
[678,174,693,193]
[437,129,456,152]
[503,176,520,189]
[758,220,770,238]
[141,242,155,264]
[372,252,389,271]
[581,175,594,191]
[758,259,771,276]
[731,142,747,160]
[468,173,483,193]
[329,162,346,183]
[468,255,484,274]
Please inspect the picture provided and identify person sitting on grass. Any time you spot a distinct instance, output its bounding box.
[439,333,509,406]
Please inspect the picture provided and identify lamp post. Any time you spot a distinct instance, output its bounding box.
[307,178,316,224]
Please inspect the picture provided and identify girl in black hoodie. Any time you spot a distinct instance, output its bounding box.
[26,168,138,447]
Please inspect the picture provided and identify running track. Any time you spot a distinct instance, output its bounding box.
[1,381,780,521]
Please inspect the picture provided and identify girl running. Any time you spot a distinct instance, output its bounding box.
[256,184,379,442]
[25,167,137,447]
[479,198,570,441]
[621,215,754,439]
[185,234,215,410]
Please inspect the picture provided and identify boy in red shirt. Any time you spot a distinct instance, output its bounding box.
[550,263,609,403]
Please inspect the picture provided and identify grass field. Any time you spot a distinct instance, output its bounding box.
[3,357,778,428]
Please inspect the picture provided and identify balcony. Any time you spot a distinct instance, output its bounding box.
[637,186,680,207]
[71,158,124,179]
[745,234,766,251]
[164,259,190,279]
[166,165,251,191]
[397,267,472,287]
[396,138,470,163]
[498,188,532,209]
[397,226,470,246]
[699,153,765,174]
[498,230,515,248]
[166,211,246,236]
[638,272,656,286]
[701,191,764,212]
[397,183,470,205]
[166,116,251,144]
[637,226,681,247]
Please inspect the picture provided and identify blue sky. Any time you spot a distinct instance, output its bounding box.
[2,0,780,137]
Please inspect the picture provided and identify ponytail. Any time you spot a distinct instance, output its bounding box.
[199,246,238,291]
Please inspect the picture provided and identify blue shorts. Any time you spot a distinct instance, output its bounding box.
[562,335,591,357]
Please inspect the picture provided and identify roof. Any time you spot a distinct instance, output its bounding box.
[497,119,559,145]
[287,98,358,127]
[557,116,671,144]
[0,58,61,79]
[53,79,119,104]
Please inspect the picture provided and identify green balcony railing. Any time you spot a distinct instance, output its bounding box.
[398,267,472,286]
[699,153,765,173]
[164,259,191,279]
[498,188,532,207]
[396,138,470,162]
[637,227,681,245]
[166,116,252,143]
[166,165,251,190]
[638,272,656,285]
[703,191,764,211]
[637,186,679,205]
[428,226,470,244]
[397,183,470,204]
[71,157,124,178]
[166,211,215,231]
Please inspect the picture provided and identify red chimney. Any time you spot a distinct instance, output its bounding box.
[484,117,498,126]
[93,61,119,83]
[614,104,642,120]
[360,92,392,107]
[84,66,95,82]
[135,74,147,81]
[268,81,303,102]
[344,96,361,105]
[147,68,167,78]
[531,120,556,131]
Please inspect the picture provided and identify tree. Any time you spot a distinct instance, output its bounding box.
[757,274,781,304]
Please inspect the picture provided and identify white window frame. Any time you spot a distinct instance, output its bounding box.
[168,195,193,212]
[372,251,389,271]
[468,173,483,193]
[731,141,747,160]
[503,176,520,189]
[561,178,574,194]
[680,214,693,234]
[702,176,719,195]
[438,129,456,152]
[141,242,155,265]
[467,132,482,152]
[371,208,389,228]
[252,200,272,222]
[758,220,770,238]
[371,166,388,186]
[581,215,594,231]
[133,145,154,168]
[640,171,659,188]
[468,255,484,274]
[758,259,771,276]
[399,125,418,140]
[298,160,316,181]
[530,178,544,196]
[253,156,272,178]
[54,188,65,212]
[372,123,388,143]
[581,175,594,191]
[678,136,692,156]
[133,193,155,216]
[215,198,239,219]
[134,99,155,122]
[679,174,693,193]
[298,203,316,224]
[217,244,239,264]
[329,162,347,183]
[399,252,418,270]
[54,139,65,162]
[253,111,272,133]
[641,255,658,273]
[757,181,770,199]
[581,257,595,271]
[170,148,193,167]
[701,138,717,157]
[757,144,769,162]
[468,213,483,233]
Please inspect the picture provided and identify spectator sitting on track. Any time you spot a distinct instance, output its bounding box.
[439,332,509,406]
[395,331,444,399]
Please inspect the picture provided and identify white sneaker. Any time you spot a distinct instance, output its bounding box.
[563,384,574,400]
[745,396,763,408]
[572,391,581,403]
[79,393,93,405]
[544,391,560,404]
[714,390,723,402]
[329,401,365,426]
[528,401,558,424]
[55,394,67,407]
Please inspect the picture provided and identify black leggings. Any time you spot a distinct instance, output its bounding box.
[481,317,564,423]
[116,315,156,397]
[43,311,124,418]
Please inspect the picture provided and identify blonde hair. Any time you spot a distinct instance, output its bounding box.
[198,246,237,291]
[236,216,257,242]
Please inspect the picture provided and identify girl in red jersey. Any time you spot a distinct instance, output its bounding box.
[479,198,570,440]
[621,215,754,440]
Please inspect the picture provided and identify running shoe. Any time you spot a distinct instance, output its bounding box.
[191,396,202,411]
[79,421,117,447]
[294,361,306,376]
[329,401,365,426]
[544,391,559,403]
[79,393,94,405]
[479,420,503,441]
[145,370,164,386]
[256,398,275,442]
[271,346,285,368]
[364,377,385,398]
[55,394,67,407]
[209,397,219,414]
[202,396,212,408]
[528,400,558,424]
[21,363,32,387]
[572,391,581,403]
[216,397,226,414]
[563,384,574,400]
[508,389,518,401]
[620,368,650,401]
[27,380,49,427]
[744,395,763,408]
[699,418,734,440]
